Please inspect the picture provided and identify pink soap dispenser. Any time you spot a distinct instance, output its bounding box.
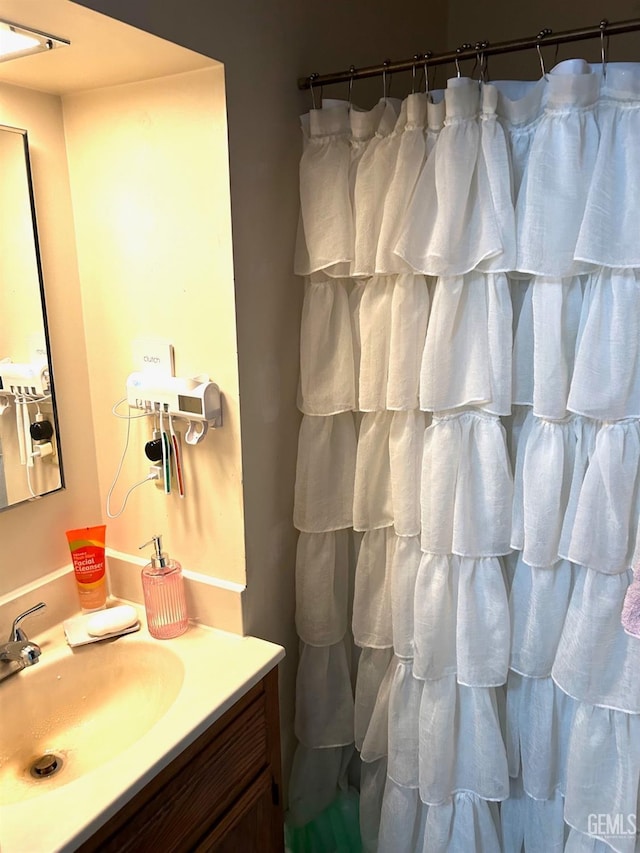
[139,535,189,639]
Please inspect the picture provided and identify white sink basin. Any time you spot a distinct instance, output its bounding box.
[0,637,184,803]
[0,607,284,853]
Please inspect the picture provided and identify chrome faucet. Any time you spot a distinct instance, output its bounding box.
[0,602,46,683]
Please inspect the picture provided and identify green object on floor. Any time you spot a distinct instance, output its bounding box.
[285,789,362,853]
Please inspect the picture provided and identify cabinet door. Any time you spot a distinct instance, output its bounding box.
[85,694,269,852]
[78,671,283,853]
[197,769,282,853]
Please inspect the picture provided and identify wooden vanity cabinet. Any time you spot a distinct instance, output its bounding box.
[77,667,284,853]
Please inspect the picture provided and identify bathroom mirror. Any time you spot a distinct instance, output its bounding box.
[0,124,63,510]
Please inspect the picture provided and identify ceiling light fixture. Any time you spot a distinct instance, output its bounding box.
[0,20,69,64]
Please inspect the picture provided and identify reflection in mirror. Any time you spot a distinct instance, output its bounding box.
[0,124,63,510]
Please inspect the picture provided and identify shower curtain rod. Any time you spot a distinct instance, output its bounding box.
[297,17,640,90]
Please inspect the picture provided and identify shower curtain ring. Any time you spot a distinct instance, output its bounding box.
[309,72,319,109]
[382,59,391,99]
[412,54,420,94]
[475,41,489,83]
[600,19,609,80]
[348,65,356,108]
[455,44,472,78]
[423,51,433,94]
[536,28,552,77]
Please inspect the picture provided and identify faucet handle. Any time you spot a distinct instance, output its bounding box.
[19,643,42,665]
[9,602,47,642]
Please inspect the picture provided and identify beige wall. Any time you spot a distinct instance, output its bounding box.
[49,0,640,798]
[62,66,245,585]
[0,0,635,815]
[72,0,447,785]
[14,0,637,801]
[0,80,100,593]
[0,59,242,594]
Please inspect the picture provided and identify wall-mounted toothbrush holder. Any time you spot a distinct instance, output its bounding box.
[0,359,50,396]
[107,359,221,514]
[0,360,58,476]
[126,372,223,443]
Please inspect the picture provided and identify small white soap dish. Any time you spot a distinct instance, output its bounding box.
[64,604,140,647]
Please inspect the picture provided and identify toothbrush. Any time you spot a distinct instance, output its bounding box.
[159,407,171,495]
[162,431,171,494]
[169,414,185,498]
[15,396,26,465]
[22,398,34,467]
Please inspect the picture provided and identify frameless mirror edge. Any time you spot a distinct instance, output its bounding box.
[0,124,65,511]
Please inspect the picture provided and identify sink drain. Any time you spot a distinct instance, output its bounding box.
[29,753,64,779]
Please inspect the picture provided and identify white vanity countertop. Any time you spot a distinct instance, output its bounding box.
[0,616,285,853]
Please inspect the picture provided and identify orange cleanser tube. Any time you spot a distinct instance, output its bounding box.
[65,525,108,611]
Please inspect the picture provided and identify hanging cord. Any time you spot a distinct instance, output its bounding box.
[106,398,158,519]
[25,455,39,499]
[25,468,39,499]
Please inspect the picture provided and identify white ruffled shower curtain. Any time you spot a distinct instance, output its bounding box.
[290,57,640,853]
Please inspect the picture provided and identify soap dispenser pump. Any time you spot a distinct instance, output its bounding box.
[139,535,189,639]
